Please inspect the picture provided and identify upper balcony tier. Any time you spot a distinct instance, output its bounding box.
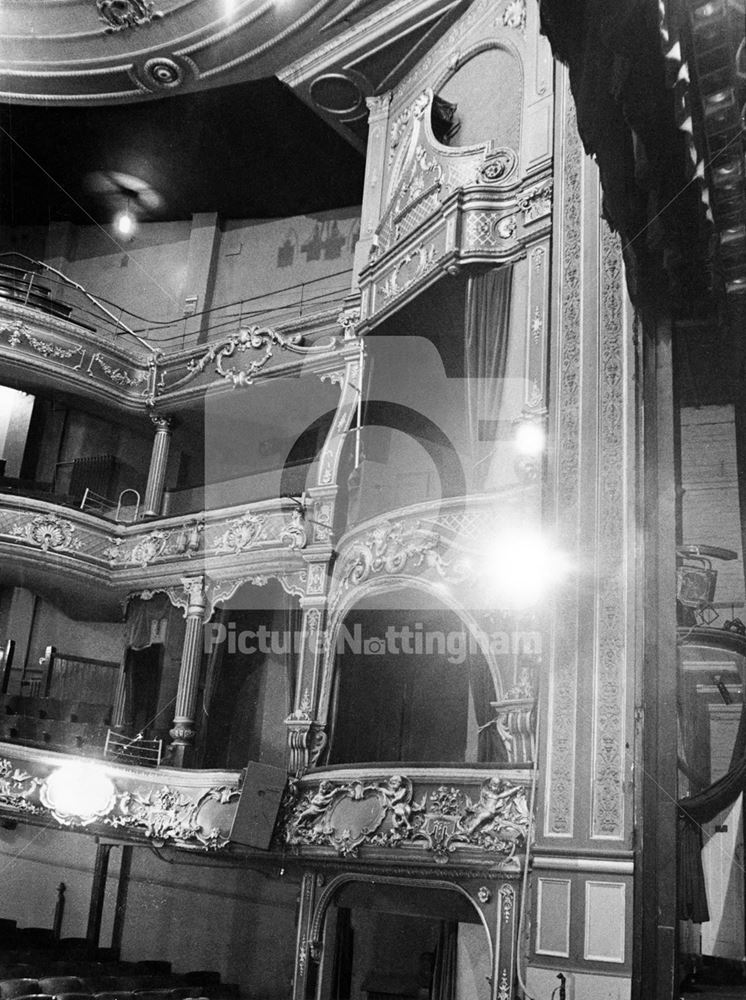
[0,256,358,414]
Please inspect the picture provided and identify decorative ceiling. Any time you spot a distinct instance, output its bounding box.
[0,77,366,224]
[0,0,468,223]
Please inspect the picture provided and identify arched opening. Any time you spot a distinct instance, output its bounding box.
[199,578,296,769]
[434,47,522,150]
[325,588,505,766]
[309,877,491,1000]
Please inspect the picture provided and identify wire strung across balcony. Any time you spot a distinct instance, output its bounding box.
[0,252,353,353]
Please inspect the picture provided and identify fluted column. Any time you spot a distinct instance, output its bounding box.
[169,576,206,767]
[143,415,172,517]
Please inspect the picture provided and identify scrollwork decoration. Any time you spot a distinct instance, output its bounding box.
[11,514,81,553]
[181,326,304,390]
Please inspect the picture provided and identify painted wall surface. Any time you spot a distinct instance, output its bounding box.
[0,826,299,999]
[56,222,192,329]
[211,207,359,322]
[123,849,299,996]
[0,209,360,351]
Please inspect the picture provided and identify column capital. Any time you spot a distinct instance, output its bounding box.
[180,574,207,616]
[150,413,172,432]
[366,91,392,120]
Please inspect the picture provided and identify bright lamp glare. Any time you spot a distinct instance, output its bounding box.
[481,529,569,609]
[114,210,136,238]
[44,764,115,823]
[514,421,546,457]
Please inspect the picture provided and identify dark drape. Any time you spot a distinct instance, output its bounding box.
[126,593,172,651]
[464,267,512,491]
[677,667,746,921]
[468,658,504,763]
[431,922,457,1000]
[331,908,353,1000]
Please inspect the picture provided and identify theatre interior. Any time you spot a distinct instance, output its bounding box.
[0,0,744,998]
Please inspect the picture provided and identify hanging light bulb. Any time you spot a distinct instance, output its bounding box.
[114,203,137,239]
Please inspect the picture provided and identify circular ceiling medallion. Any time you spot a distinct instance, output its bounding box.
[310,73,364,115]
[143,57,184,91]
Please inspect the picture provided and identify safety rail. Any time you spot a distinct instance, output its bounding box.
[80,487,141,523]
[0,252,353,355]
[104,729,163,767]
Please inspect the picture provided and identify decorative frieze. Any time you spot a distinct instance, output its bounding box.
[284,774,530,864]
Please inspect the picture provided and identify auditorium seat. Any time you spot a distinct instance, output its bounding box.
[38,978,88,995]
[0,980,42,999]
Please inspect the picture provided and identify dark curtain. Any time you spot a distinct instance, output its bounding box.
[464,267,512,491]
[468,658,504,763]
[331,908,353,1000]
[126,593,172,651]
[431,922,457,1000]
[677,681,746,921]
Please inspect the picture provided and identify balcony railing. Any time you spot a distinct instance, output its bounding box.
[0,252,353,354]
[0,492,313,597]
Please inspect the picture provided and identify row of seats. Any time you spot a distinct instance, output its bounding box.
[0,923,236,1000]
[2,697,112,725]
[0,717,107,755]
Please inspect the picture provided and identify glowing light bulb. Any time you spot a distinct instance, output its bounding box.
[480,528,570,610]
[114,209,136,238]
[43,764,116,824]
[514,420,546,457]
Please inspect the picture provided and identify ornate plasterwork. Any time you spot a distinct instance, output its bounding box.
[4,321,86,366]
[11,513,81,553]
[87,353,150,389]
[177,326,304,390]
[545,97,583,838]
[284,775,529,864]
[520,180,553,223]
[501,0,526,32]
[336,518,449,597]
[213,512,268,554]
[337,305,361,340]
[478,150,518,183]
[0,758,43,815]
[97,0,163,32]
[108,784,238,850]
[280,509,308,550]
[591,224,627,839]
[105,522,201,568]
[388,91,430,165]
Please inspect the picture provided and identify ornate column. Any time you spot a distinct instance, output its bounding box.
[353,92,392,283]
[286,600,326,776]
[143,414,172,517]
[168,575,206,767]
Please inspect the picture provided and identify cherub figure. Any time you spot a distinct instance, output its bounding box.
[383,774,418,832]
[460,778,519,836]
[293,780,336,829]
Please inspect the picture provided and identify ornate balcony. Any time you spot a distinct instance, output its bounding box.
[0,741,241,852]
[0,290,356,413]
[0,493,317,616]
[282,767,531,870]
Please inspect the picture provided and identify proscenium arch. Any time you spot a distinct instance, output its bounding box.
[317,575,505,728]
[280,401,467,502]
[308,872,495,966]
